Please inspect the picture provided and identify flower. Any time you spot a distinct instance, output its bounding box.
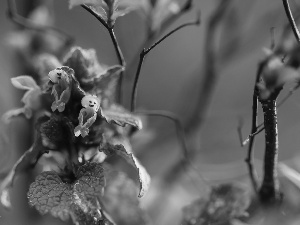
[48,67,73,112]
[74,95,101,137]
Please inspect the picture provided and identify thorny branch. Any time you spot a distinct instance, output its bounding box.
[130,15,201,112]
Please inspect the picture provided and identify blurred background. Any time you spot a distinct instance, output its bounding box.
[2,0,300,224]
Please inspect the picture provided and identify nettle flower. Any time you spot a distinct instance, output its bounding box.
[74,95,101,137]
[257,49,300,100]
[48,67,73,112]
[2,76,42,123]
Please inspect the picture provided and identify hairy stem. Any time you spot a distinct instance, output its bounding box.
[259,99,281,204]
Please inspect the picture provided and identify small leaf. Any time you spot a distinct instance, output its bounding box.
[102,104,142,129]
[0,136,46,209]
[11,76,39,90]
[100,144,150,198]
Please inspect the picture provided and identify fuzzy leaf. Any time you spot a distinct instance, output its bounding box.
[0,136,46,209]
[103,171,148,225]
[102,104,142,129]
[11,76,39,90]
[28,162,106,224]
[100,144,150,198]
[27,171,73,220]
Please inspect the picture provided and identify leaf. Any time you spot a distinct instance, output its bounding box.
[11,76,39,90]
[27,171,73,220]
[69,0,140,27]
[103,171,148,225]
[0,136,46,209]
[28,162,107,225]
[100,144,150,198]
[102,104,142,129]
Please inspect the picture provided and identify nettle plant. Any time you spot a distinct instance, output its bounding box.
[3,0,300,225]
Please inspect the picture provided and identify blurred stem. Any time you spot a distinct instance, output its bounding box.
[184,0,231,134]
[282,0,300,42]
[7,0,74,45]
[259,98,281,205]
[130,17,200,112]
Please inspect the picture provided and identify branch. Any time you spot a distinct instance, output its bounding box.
[259,99,281,204]
[130,16,200,112]
[7,0,74,46]
[282,0,300,43]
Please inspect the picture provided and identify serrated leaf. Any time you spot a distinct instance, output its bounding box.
[100,144,150,198]
[102,104,142,129]
[27,171,73,220]
[103,171,148,225]
[11,76,39,90]
[28,162,106,225]
[0,136,46,209]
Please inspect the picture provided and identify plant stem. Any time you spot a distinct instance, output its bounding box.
[81,4,125,103]
[108,28,126,103]
[259,99,281,205]
[282,0,300,43]
[245,63,265,194]
[130,17,200,112]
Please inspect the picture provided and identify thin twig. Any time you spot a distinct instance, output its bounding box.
[136,110,207,183]
[130,16,200,112]
[81,4,125,103]
[244,62,266,194]
[7,0,74,45]
[282,0,300,43]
